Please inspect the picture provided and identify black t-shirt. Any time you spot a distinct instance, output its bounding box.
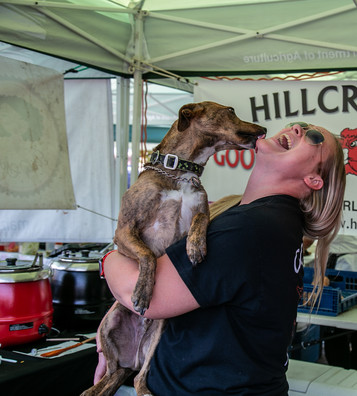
[147,195,304,395]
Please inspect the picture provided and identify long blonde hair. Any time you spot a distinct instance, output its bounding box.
[209,194,242,221]
[300,131,346,306]
[209,131,346,308]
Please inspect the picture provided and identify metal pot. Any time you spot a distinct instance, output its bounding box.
[49,249,114,329]
[0,254,53,347]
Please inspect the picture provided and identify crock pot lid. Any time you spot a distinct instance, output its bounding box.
[57,250,102,263]
[0,258,42,273]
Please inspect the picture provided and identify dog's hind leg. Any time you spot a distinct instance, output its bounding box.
[133,319,166,396]
[81,367,133,396]
[83,303,149,396]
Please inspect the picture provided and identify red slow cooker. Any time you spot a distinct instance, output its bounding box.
[0,255,53,347]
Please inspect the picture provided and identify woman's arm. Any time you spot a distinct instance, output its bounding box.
[104,250,200,319]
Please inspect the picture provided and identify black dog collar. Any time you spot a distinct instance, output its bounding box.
[149,151,204,177]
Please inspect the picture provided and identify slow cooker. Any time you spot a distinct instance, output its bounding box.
[0,254,53,347]
[50,249,114,329]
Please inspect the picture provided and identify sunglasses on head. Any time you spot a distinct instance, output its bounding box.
[285,122,325,146]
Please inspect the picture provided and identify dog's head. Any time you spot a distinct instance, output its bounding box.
[177,101,266,151]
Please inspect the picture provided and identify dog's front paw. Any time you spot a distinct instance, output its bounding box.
[131,280,153,316]
[186,213,209,265]
[186,236,207,266]
[131,257,156,315]
[131,294,149,316]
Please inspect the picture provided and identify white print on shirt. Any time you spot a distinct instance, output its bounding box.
[284,352,289,367]
[284,242,304,366]
[284,243,304,368]
[294,242,304,273]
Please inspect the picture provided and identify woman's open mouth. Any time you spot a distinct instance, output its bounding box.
[278,134,292,150]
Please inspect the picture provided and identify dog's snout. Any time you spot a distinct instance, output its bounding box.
[259,127,267,139]
[253,125,267,139]
[238,127,266,138]
[254,126,266,137]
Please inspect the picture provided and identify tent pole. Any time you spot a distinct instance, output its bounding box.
[130,11,144,186]
[115,77,130,218]
[131,70,143,186]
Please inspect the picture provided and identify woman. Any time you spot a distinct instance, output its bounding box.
[102,122,346,395]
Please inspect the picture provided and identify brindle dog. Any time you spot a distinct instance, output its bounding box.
[81,101,266,396]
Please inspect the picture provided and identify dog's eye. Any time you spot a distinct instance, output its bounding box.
[228,107,235,114]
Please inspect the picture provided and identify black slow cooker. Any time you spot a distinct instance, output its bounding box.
[49,249,114,329]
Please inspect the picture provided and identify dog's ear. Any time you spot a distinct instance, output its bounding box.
[177,103,196,132]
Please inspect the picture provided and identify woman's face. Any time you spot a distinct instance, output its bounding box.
[255,123,335,179]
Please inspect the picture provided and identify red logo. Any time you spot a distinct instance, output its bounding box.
[296,285,303,299]
[340,128,357,176]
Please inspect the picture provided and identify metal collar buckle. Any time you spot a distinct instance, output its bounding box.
[151,151,160,164]
[163,154,179,170]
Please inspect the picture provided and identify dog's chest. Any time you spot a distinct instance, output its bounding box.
[143,181,206,256]
[163,183,202,232]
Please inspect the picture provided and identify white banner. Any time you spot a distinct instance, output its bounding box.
[0,56,75,209]
[194,79,357,236]
[0,79,116,243]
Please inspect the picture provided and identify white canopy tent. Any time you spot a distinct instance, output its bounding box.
[1,0,357,242]
[1,0,357,184]
[1,0,357,77]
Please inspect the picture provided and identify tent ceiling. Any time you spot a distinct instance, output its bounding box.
[0,41,115,78]
[0,0,357,87]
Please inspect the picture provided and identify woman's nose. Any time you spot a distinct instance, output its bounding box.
[291,124,303,136]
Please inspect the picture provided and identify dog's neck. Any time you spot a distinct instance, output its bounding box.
[148,150,205,177]
[154,124,219,167]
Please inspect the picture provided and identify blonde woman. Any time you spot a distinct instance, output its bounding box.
[102,122,346,396]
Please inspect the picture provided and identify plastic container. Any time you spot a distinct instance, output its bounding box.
[298,268,357,316]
